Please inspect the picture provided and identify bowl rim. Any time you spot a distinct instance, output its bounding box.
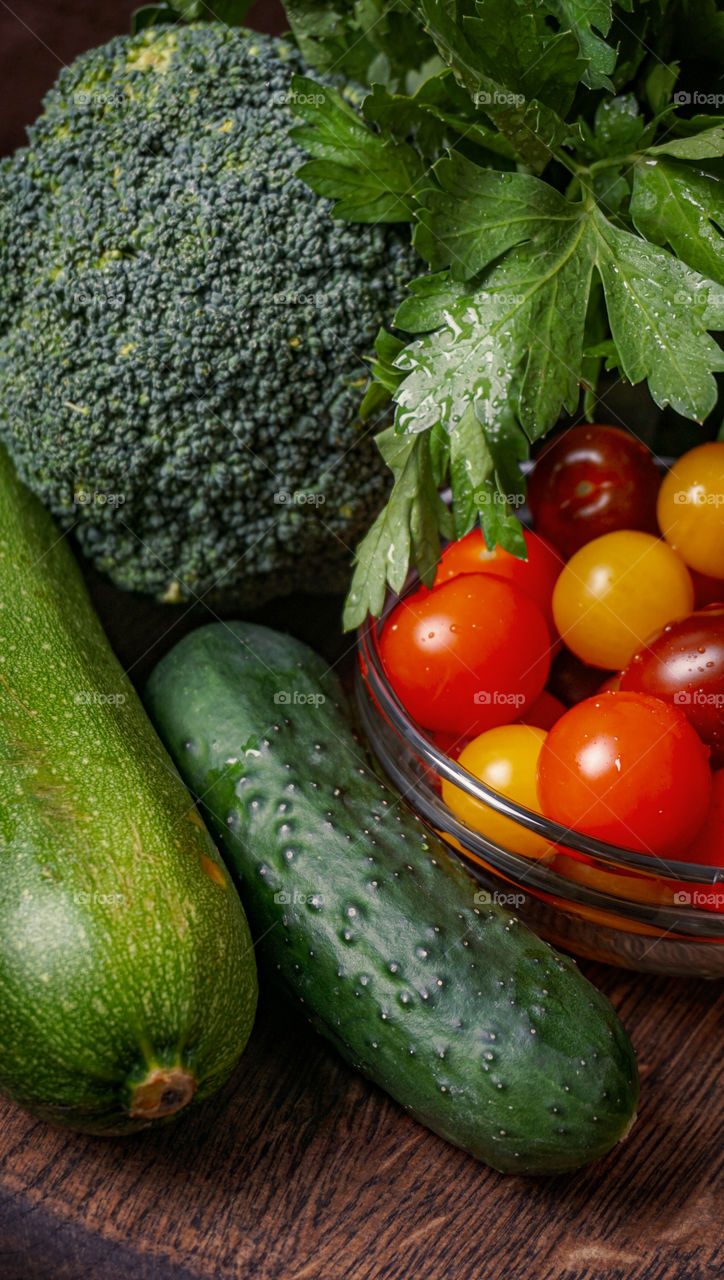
[357,596,724,888]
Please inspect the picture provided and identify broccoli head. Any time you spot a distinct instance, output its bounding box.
[0,24,414,603]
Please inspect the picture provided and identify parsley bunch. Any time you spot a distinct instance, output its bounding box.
[284,0,724,626]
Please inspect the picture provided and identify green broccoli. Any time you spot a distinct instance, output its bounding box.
[0,24,414,603]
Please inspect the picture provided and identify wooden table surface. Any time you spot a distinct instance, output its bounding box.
[0,576,722,1280]
[1,963,723,1280]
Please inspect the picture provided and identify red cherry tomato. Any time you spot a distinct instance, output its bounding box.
[620,605,724,768]
[434,528,563,647]
[657,442,724,579]
[537,691,712,856]
[380,575,551,737]
[430,729,470,760]
[690,568,724,609]
[552,530,694,670]
[547,647,613,707]
[598,674,621,694]
[527,425,661,559]
[518,689,566,730]
[678,770,724,867]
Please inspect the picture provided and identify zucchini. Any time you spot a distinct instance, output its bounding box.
[146,621,639,1175]
[0,448,257,1133]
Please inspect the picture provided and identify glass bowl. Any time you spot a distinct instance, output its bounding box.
[356,586,724,978]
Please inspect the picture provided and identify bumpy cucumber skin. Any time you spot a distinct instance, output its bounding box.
[0,448,257,1133]
[146,621,639,1175]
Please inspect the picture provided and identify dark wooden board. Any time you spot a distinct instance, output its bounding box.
[1,966,723,1280]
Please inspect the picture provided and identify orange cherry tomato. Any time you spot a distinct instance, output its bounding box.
[552,530,694,670]
[442,725,554,861]
[657,442,724,579]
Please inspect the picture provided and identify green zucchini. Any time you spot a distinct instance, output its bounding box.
[0,447,257,1133]
[146,620,639,1175]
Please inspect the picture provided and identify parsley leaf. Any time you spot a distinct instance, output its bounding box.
[548,0,616,89]
[631,159,724,286]
[283,0,442,91]
[343,430,449,629]
[282,0,724,626]
[417,0,584,170]
[289,78,427,220]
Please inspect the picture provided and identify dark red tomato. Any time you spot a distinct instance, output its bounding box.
[380,575,551,737]
[518,689,566,730]
[679,770,724,868]
[620,606,724,768]
[547,647,614,708]
[527,425,661,559]
[690,568,724,609]
[434,528,563,647]
[537,691,712,856]
[430,729,470,760]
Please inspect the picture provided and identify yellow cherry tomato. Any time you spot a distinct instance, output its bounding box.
[657,442,724,579]
[552,530,694,670]
[441,725,554,861]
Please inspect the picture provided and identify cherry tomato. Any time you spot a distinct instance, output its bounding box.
[380,575,550,736]
[690,568,724,609]
[552,530,694,670]
[430,729,470,760]
[434,528,563,647]
[550,848,687,909]
[598,674,621,693]
[547,647,613,707]
[442,725,554,861]
[620,605,724,768]
[527,425,661,559]
[678,769,724,867]
[537,691,712,856]
[657,442,724,579]
[518,689,566,730]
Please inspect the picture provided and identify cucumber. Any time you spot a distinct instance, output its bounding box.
[0,447,257,1133]
[146,621,639,1175]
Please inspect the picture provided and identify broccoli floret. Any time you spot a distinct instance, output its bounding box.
[0,25,414,603]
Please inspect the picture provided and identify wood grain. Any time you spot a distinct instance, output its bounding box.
[1,959,723,1279]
